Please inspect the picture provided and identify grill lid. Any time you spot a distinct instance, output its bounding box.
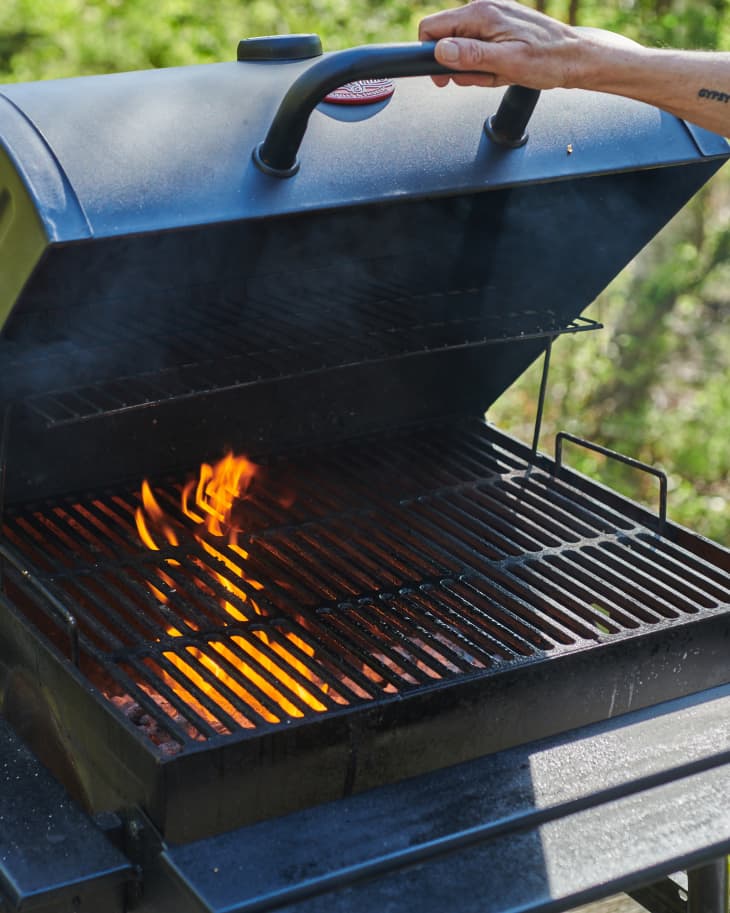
[0,43,727,334]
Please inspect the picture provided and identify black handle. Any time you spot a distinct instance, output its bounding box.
[485,85,541,148]
[253,42,541,177]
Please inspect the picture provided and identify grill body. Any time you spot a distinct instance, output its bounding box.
[0,39,729,903]
[3,421,730,843]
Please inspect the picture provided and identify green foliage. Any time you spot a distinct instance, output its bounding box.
[1,0,729,541]
[542,0,730,47]
[0,0,435,81]
[490,178,730,543]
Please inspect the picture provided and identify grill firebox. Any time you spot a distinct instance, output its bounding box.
[3,419,730,842]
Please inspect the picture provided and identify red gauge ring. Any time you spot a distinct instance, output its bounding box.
[324,78,395,105]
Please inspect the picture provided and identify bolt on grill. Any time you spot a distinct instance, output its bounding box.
[2,419,728,756]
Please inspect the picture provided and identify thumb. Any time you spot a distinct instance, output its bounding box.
[434,36,496,71]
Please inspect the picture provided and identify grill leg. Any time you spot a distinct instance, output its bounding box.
[688,858,728,913]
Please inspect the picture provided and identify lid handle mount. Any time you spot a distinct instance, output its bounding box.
[485,85,541,148]
[253,42,541,177]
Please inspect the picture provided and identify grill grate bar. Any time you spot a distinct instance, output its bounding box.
[566,545,685,620]
[121,654,224,741]
[142,528,387,704]
[636,534,730,598]
[438,579,544,656]
[345,599,463,681]
[242,536,440,678]
[157,631,321,726]
[489,477,601,541]
[542,552,670,626]
[460,571,579,647]
[394,588,502,665]
[473,564,600,642]
[514,560,635,633]
[515,471,636,533]
[593,540,715,611]
[380,591,490,672]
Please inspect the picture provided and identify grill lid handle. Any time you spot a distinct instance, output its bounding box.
[253,42,540,177]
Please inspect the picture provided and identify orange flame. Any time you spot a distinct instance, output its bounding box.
[135,480,179,551]
[135,452,328,733]
[181,453,257,540]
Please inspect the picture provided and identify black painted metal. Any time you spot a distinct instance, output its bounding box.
[254,42,467,174]
[485,85,541,147]
[255,43,452,174]
[555,431,668,532]
[531,337,554,457]
[0,159,721,504]
[136,684,730,913]
[0,541,79,666]
[0,51,726,332]
[630,878,690,913]
[0,718,132,912]
[688,861,729,913]
[0,43,729,912]
[237,34,323,62]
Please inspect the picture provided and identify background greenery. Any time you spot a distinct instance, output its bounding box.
[1,0,728,541]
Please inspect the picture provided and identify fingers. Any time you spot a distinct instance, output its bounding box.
[419,0,578,90]
[420,1,516,86]
[429,72,499,87]
[419,1,498,41]
[419,7,466,41]
[434,36,496,70]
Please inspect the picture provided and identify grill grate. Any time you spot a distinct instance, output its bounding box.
[3,420,729,755]
[18,306,600,428]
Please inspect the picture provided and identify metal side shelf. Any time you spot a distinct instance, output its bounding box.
[139,684,730,913]
[0,719,132,913]
[3,685,730,913]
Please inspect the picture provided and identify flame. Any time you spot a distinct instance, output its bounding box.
[135,452,328,732]
[136,480,179,551]
[181,453,257,539]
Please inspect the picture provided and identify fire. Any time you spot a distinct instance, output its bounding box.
[135,452,328,733]
[181,453,257,539]
[136,480,179,551]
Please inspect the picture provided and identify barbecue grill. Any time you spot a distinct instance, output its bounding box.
[0,36,729,913]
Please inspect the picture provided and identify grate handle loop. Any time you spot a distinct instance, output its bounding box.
[554,432,667,533]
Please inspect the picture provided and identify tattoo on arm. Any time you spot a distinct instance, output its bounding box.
[699,88,730,103]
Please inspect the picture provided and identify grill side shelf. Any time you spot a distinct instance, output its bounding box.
[142,684,730,913]
[0,718,132,913]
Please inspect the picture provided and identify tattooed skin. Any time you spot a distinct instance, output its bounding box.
[698,88,730,103]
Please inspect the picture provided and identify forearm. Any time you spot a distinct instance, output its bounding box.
[571,40,730,135]
[419,1,730,136]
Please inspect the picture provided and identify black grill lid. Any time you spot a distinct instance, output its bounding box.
[0,48,727,332]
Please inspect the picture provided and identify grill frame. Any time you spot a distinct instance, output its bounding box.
[2,419,730,843]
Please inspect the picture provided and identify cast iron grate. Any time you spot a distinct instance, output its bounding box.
[2,420,729,755]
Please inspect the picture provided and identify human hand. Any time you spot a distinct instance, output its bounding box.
[418,0,583,89]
